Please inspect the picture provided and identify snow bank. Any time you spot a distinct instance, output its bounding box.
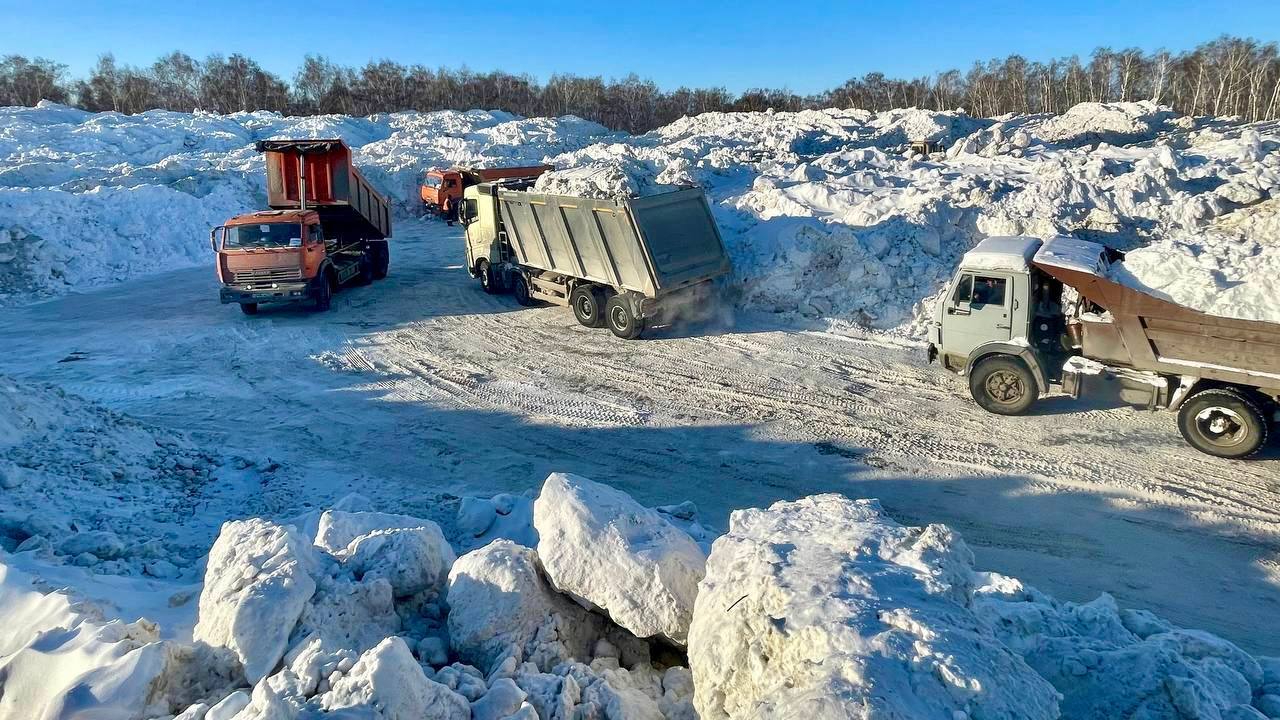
[0,373,228,577]
[534,473,706,645]
[687,494,1061,720]
[7,465,1280,719]
[974,574,1268,719]
[0,103,611,302]
[4,100,1277,327]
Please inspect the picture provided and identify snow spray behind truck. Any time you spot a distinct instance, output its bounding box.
[211,139,392,315]
[928,235,1280,458]
[459,182,732,339]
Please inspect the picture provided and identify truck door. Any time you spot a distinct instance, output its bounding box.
[942,271,1015,360]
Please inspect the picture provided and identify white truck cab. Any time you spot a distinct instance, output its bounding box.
[928,236,1068,414]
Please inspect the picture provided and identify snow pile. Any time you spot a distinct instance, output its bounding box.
[1111,234,1280,323]
[534,472,706,646]
[0,102,612,302]
[0,372,228,578]
[5,100,1278,327]
[688,494,1061,720]
[6,465,1280,719]
[535,102,1279,327]
[974,575,1270,719]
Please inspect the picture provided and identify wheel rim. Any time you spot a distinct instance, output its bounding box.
[577,295,595,320]
[610,305,628,330]
[1193,406,1248,448]
[480,266,490,289]
[984,370,1025,404]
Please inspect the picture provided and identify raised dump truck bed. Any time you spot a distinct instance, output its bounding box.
[257,139,391,241]
[461,184,732,338]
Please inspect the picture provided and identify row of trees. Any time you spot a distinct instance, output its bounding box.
[3,36,1279,132]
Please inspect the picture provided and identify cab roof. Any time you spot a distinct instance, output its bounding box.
[225,209,319,226]
[960,236,1043,273]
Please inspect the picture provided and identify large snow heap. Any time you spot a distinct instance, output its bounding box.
[4,460,1278,719]
[3,101,1276,326]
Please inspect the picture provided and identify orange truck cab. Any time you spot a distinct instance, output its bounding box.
[212,139,392,315]
[420,165,553,223]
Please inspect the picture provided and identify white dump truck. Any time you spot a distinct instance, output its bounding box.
[459,182,732,339]
[928,235,1280,458]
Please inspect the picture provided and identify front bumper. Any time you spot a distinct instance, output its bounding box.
[220,281,312,305]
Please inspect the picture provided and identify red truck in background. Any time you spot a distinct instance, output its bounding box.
[211,139,392,315]
[420,165,553,223]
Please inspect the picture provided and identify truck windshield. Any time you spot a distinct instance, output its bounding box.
[423,175,442,188]
[225,223,303,249]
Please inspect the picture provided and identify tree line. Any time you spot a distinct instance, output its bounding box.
[2,36,1279,133]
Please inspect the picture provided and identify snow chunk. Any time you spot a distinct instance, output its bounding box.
[194,518,320,683]
[688,494,1059,720]
[343,524,456,597]
[446,539,646,675]
[315,509,437,554]
[322,636,469,720]
[534,473,706,645]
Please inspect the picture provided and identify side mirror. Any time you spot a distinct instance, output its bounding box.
[209,227,223,253]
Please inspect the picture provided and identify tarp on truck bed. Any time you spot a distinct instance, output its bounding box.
[495,187,731,299]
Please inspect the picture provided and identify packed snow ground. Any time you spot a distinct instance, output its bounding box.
[0,219,1278,718]
[2,100,1277,325]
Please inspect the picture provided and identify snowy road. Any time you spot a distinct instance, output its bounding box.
[1,218,1277,654]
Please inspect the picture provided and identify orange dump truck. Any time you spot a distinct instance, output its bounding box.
[420,165,552,222]
[211,139,392,314]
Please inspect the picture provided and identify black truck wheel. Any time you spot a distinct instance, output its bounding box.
[512,274,535,307]
[606,295,644,340]
[240,303,259,316]
[570,285,607,328]
[1177,388,1268,459]
[314,273,333,312]
[969,355,1036,415]
[478,260,502,294]
[370,241,389,279]
[356,252,375,286]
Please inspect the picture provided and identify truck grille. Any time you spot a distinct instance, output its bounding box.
[230,267,303,284]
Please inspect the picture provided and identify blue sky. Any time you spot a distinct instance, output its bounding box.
[2,0,1278,95]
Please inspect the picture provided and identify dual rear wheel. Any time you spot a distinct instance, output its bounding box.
[571,284,643,339]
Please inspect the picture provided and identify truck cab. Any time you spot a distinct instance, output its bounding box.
[459,182,522,294]
[420,169,464,220]
[212,210,331,314]
[928,236,1067,414]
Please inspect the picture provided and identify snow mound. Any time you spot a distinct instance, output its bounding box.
[193,518,321,683]
[1036,101,1178,146]
[974,574,1268,719]
[534,473,706,645]
[687,494,1060,720]
[0,104,612,303]
[446,539,647,675]
[1111,234,1280,323]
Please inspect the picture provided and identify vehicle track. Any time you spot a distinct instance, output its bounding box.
[0,218,1276,653]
